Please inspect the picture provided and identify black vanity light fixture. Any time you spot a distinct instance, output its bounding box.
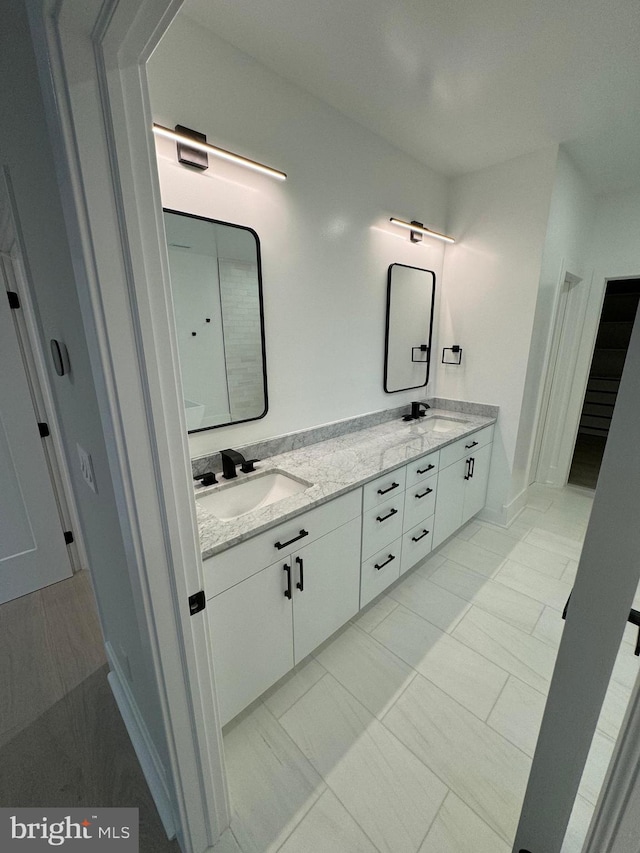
[152,123,287,181]
[389,217,455,245]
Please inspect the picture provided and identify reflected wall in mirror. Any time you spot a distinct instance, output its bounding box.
[384,263,436,393]
[163,209,268,432]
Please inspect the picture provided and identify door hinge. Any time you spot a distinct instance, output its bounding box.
[64,530,74,545]
[7,291,20,309]
[38,422,50,438]
[189,590,206,615]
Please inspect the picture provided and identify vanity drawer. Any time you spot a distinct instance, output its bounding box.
[205,488,362,597]
[362,498,404,559]
[403,473,437,532]
[401,517,434,575]
[439,424,495,468]
[405,450,439,488]
[360,537,402,608]
[363,467,406,511]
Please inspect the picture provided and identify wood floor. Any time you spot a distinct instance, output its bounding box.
[0,570,180,853]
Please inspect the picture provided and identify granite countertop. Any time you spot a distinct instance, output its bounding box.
[196,407,497,559]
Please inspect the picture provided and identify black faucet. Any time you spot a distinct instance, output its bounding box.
[194,471,217,487]
[403,401,431,421]
[220,448,258,479]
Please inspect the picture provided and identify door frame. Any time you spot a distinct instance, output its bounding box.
[28,0,228,850]
[0,169,85,576]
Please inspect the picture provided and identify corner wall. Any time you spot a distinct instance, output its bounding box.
[147,16,450,458]
[437,148,558,523]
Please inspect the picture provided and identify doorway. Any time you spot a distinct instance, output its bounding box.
[568,279,640,489]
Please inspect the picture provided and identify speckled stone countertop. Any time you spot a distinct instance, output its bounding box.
[196,406,497,560]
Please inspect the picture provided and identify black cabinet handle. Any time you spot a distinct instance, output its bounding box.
[295,556,304,592]
[283,564,292,599]
[374,554,396,570]
[275,529,309,550]
[377,482,399,495]
[416,464,435,474]
[464,459,471,481]
[415,487,433,500]
[376,508,398,523]
[465,440,478,449]
[412,529,429,542]
[470,457,475,478]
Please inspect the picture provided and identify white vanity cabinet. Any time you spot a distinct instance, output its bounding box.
[206,490,361,725]
[433,425,494,547]
[360,468,406,607]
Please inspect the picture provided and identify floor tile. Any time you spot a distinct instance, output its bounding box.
[212,829,243,853]
[419,791,511,853]
[315,624,415,718]
[578,729,616,807]
[263,657,327,719]
[412,551,447,578]
[383,674,530,843]
[561,795,594,853]
[437,537,506,577]
[469,527,567,581]
[452,607,557,693]
[495,560,572,611]
[351,594,399,633]
[280,674,447,853]
[429,560,544,633]
[487,676,546,757]
[278,790,377,853]
[371,605,508,720]
[224,705,324,853]
[596,676,632,741]
[455,520,483,541]
[525,494,554,512]
[532,606,565,647]
[524,528,583,562]
[562,560,579,583]
[387,571,470,632]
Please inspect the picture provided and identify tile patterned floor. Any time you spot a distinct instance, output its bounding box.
[219,485,637,853]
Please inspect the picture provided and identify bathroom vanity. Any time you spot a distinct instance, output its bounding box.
[195,405,496,725]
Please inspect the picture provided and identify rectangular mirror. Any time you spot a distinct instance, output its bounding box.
[163,209,268,431]
[384,263,436,393]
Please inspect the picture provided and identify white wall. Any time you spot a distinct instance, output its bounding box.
[514,149,596,494]
[0,0,171,788]
[590,188,640,280]
[437,148,558,522]
[147,16,449,458]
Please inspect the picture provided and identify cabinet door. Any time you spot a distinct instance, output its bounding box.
[462,442,492,523]
[293,517,361,663]
[208,561,294,726]
[432,457,467,548]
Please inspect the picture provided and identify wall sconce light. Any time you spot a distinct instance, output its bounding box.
[389,217,455,245]
[152,123,287,181]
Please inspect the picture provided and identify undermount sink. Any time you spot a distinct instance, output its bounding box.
[423,416,469,433]
[196,470,312,521]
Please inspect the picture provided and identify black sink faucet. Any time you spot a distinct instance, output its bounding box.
[220,448,258,479]
[403,401,431,421]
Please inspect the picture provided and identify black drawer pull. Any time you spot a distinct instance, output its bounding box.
[412,529,429,542]
[464,458,471,480]
[415,487,433,500]
[465,440,478,449]
[374,554,396,570]
[416,464,435,474]
[283,563,292,599]
[469,457,475,478]
[376,508,398,523]
[275,529,309,550]
[377,482,399,495]
[296,556,304,592]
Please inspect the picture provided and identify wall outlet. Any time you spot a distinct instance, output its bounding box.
[77,443,97,493]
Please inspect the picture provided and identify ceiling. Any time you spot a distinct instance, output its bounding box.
[182,0,640,196]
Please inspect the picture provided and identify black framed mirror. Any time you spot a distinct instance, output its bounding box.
[383,263,436,393]
[163,209,268,432]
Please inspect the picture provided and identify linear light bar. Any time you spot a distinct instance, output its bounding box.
[152,123,287,182]
[389,217,455,244]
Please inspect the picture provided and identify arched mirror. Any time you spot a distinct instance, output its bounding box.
[383,263,436,392]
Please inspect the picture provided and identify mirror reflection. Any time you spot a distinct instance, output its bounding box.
[163,209,268,432]
[384,263,436,393]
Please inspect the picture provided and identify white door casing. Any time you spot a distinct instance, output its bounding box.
[0,268,72,603]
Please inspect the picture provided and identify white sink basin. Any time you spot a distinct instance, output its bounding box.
[196,470,312,520]
[423,416,469,433]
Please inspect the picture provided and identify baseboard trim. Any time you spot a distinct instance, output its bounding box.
[477,487,529,528]
[105,642,176,840]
